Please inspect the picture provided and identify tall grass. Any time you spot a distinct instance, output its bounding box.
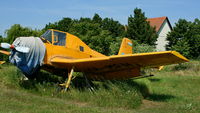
[158,60,200,76]
[1,60,199,112]
[0,64,147,109]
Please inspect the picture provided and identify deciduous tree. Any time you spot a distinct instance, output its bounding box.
[5,24,42,43]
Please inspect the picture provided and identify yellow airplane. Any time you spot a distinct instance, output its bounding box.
[0,29,189,89]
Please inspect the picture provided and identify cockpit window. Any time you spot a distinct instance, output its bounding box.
[53,31,66,46]
[41,30,52,43]
[41,30,67,46]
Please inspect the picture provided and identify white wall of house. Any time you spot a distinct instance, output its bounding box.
[156,20,171,51]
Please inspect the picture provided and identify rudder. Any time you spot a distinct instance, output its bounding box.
[118,38,133,55]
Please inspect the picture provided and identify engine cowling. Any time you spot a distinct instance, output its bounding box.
[9,37,46,79]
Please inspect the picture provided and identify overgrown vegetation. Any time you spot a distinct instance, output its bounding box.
[0,65,148,110]
[0,61,200,112]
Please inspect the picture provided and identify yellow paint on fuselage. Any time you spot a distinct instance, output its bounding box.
[43,29,106,68]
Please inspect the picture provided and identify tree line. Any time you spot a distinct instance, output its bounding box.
[0,8,199,60]
[166,19,200,59]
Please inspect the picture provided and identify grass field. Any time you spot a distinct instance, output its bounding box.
[0,61,200,113]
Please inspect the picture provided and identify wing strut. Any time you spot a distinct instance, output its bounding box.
[84,73,94,92]
[59,66,74,91]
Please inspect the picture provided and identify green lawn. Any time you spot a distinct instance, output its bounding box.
[0,61,200,113]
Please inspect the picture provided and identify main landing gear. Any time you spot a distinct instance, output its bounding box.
[59,67,74,91]
[59,67,94,92]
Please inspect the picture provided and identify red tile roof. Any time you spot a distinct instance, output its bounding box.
[147,16,171,32]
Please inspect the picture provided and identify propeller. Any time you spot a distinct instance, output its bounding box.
[0,43,30,53]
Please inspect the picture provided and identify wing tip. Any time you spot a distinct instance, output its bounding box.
[171,51,189,62]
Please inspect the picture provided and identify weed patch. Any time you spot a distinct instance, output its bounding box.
[1,60,200,112]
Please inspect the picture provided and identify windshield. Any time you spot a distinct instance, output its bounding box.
[41,30,52,43]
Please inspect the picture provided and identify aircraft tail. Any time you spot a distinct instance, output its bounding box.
[118,38,133,55]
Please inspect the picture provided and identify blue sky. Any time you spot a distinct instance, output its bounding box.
[0,0,199,36]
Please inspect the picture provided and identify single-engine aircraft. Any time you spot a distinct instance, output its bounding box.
[0,29,189,89]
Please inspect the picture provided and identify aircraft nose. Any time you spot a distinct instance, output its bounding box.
[9,37,46,79]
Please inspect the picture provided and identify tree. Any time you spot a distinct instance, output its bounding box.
[44,22,58,31]
[0,35,3,42]
[171,39,191,58]
[85,30,114,55]
[166,19,200,59]
[69,19,114,55]
[188,19,200,58]
[92,13,102,24]
[102,18,125,37]
[126,8,158,45]
[5,24,42,43]
[44,17,73,32]
[57,18,73,32]
[166,19,192,50]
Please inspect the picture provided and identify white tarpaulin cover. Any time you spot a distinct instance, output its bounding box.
[9,37,46,78]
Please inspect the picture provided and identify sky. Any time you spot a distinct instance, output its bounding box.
[0,0,199,36]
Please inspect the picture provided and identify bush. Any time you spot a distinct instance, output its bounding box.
[133,41,156,53]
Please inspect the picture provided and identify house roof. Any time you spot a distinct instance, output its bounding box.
[147,16,172,32]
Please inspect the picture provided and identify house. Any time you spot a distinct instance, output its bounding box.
[147,16,172,51]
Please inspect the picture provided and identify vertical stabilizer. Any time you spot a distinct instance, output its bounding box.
[118,38,133,55]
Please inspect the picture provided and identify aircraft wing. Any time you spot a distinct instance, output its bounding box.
[50,51,189,73]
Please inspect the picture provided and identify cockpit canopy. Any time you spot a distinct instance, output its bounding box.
[41,30,66,46]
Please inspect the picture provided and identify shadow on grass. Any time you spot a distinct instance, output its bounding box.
[148,78,161,82]
[19,70,63,91]
[92,79,151,98]
[147,94,175,102]
[19,80,38,90]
